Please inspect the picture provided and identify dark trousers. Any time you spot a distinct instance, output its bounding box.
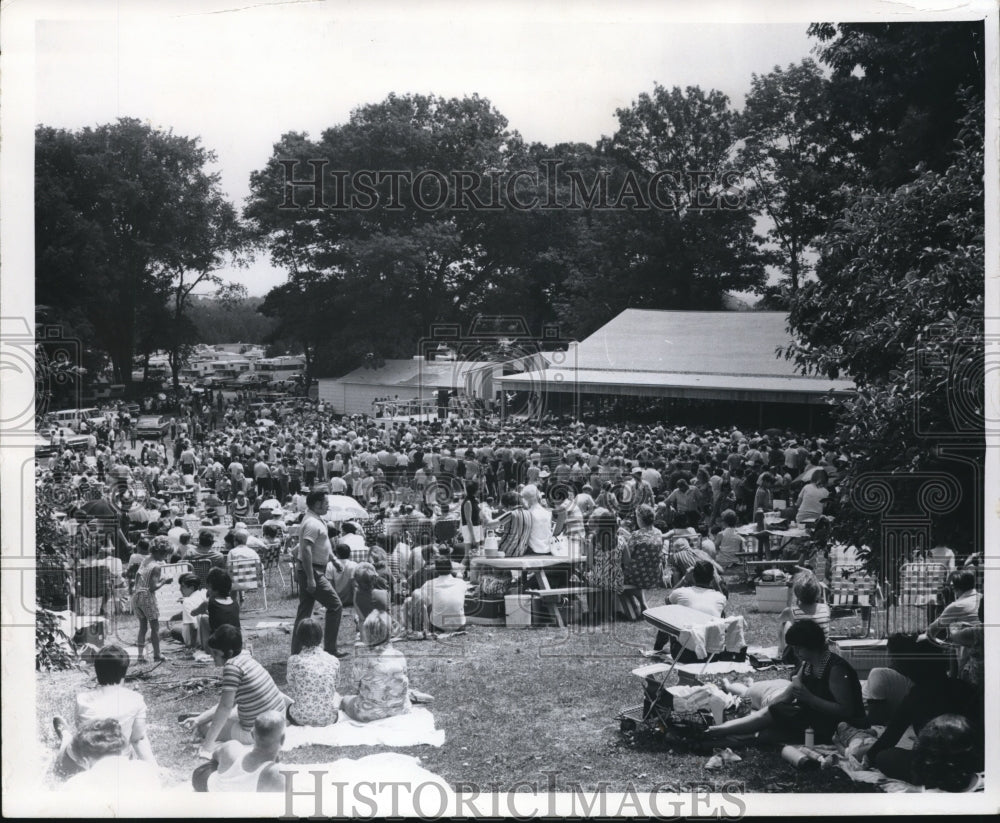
[292,567,343,655]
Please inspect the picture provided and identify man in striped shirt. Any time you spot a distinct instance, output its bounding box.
[184,626,288,759]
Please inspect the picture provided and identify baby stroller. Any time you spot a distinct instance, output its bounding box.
[617,605,747,735]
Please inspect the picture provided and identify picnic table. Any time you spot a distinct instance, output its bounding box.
[470,555,591,628]
[736,522,809,560]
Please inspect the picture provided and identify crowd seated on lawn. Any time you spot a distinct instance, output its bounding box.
[38,398,986,792]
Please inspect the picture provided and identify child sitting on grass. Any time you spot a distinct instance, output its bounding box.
[353,562,390,619]
[777,570,831,661]
[51,645,158,779]
[190,567,241,647]
[169,573,208,651]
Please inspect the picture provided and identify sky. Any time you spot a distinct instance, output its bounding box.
[33,1,824,296]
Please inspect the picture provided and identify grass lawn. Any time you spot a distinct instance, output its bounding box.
[36,585,878,794]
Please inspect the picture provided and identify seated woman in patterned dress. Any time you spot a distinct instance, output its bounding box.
[622,505,664,599]
[339,610,411,723]
[285,618,341,727]
[584,508,625,621]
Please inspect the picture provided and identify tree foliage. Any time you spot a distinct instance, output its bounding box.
[592,84,769,315]
[784,96,984,556]
[736,60,854,295]
[35,500,78,671]
[36,118,247,386]
[184,294,276,344]
[248,89,770,372]
[808,22,985,189]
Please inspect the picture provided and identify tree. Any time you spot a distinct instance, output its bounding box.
[736,59,855,294]
[592,84,768,315]
[35,118,247,386]
[246,94,537,376]
[783,95,984,559]
[808,22,985,189]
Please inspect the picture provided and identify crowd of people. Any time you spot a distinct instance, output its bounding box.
[36,394,986,793]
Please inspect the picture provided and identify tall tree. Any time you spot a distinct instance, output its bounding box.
[783,96,984,557]
[594,84,768,315]
[246,94,534,376]
[808,22,985,189]
[736,59,854,295]
[35,118,246,386]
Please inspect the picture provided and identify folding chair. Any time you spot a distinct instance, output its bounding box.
[229,557,267,611]
[73,565,113,632]
[828,572,881,638]
[260,542,284,590]
[897,560,949,631]
[190,557,214,587]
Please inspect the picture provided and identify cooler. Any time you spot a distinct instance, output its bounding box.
[504,594,533,628]
[755,581,790,613]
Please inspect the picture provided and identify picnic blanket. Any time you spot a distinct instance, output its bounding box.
[281,706,445,749]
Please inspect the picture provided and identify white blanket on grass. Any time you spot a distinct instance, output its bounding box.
[281,707,445,749]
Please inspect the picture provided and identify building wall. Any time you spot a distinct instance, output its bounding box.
[317,380,397,416]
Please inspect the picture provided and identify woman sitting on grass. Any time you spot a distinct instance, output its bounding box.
[704,620,868,746]
[862,637,982,783]
[285,618,341,727]
[190,567,241,647]
[338,610,411,723]
[58,718,161,792]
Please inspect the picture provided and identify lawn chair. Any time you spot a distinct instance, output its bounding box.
[260,541,284,590]
[190,557,214,588]
[897,559,948,624]
[72,564,113,643]
[827,572,882,638]
[229,557,267,611]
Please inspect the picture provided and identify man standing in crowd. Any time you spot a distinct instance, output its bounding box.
[291,490,345,659]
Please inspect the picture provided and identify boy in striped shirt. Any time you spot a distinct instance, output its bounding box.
[183,626,289,760]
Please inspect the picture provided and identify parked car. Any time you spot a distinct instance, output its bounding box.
[44,407,105,434]
[136,415,170,439]
[38,427,90,451]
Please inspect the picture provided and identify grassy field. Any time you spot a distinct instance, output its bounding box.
[36,585,877,794]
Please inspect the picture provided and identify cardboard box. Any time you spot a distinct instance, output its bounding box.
[755,581,790,613]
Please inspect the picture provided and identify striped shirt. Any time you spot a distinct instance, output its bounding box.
[497,509,531,557]
[787,602,832,639]
[221,651,286,731]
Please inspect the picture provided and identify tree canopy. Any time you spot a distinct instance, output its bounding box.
[784,94,984,557]
[36,118,246,386]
